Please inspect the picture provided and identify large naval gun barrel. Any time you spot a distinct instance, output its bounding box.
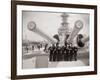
[27,21,56,44]
[67,20,83,43]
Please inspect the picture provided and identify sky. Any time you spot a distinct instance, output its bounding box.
[22,11,89,42]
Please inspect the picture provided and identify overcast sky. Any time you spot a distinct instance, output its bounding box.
[22,11,89,42]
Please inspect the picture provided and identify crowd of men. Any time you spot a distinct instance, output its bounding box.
[48,43,78,61]
[24,41,78,61]
[24,43,43,53]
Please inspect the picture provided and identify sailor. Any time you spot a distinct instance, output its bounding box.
[71,46,75,61]
[48,45,53,61]
[26,46,28,53]
[73,46,78,61]
[61,45,65,61]
[32,45,34,51]
[44,44,48,52]
[54,43,58,61]
[37,44,41,50]
[48,46,51,61]
[59,46,62,61]
[64,45,68,61]
[57,45,62,61]
[53,45,57,61]
[67,44,72,61]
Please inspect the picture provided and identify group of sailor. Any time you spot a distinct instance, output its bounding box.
[48,43,78,61]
